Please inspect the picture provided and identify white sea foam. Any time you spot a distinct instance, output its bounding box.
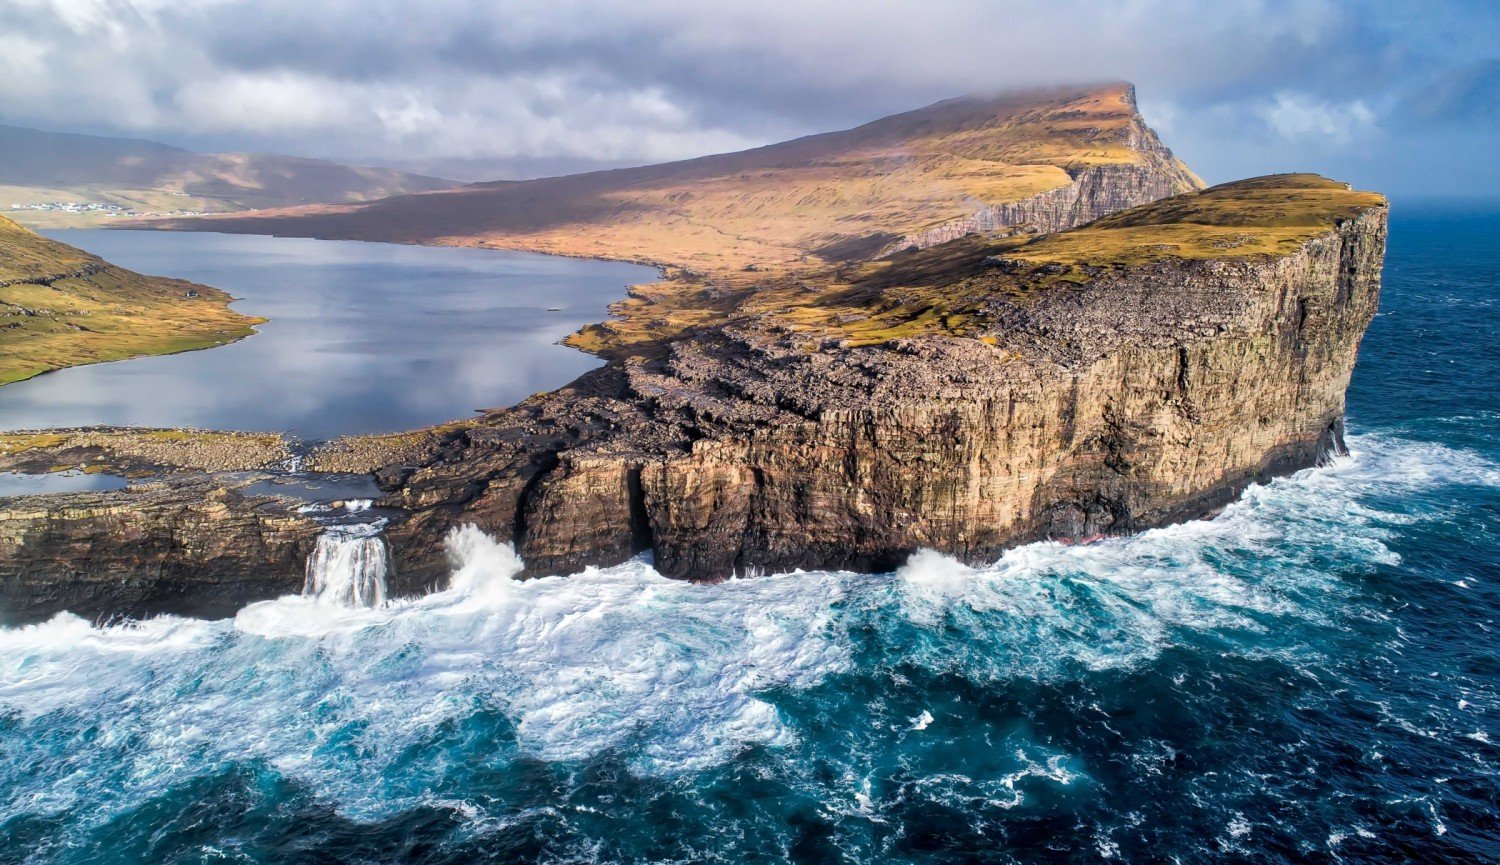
[887,432,1500,679]
[0,524,852,823]
[0,432,1492,826]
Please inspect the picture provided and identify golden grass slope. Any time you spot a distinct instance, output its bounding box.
[163,83,1200,278]
[571,175,1386,355]
[0,215,263,385]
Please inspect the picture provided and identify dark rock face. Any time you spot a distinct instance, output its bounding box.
[0,482,320,625]
[377,207,1386,586]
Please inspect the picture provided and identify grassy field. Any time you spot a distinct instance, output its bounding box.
[0,214,264,385]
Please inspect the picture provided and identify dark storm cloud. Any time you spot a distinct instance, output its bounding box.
[0,0,1496,193]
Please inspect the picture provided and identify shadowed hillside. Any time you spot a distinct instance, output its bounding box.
[160,83,1201,276]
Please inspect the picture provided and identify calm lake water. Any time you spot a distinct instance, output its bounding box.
[0,230,656,440]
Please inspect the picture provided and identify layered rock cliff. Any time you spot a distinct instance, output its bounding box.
[0,480,319,624]
[881,111,1199,253]
[0,173,1385,623]
[365,175,1386,583]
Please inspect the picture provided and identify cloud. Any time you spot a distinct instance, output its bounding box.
[0,0,1494,192]
[1395,59,1500,128]
[1259,93,1378,144]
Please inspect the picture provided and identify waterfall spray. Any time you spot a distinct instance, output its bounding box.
[303,525,391,608]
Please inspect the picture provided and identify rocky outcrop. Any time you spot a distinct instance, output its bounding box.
[883,162,1192,252]
[369,198,1385,586]
[882,112,1200,253]
[0,480,321,624]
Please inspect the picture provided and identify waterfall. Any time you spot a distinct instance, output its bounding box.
[303,526,390,608]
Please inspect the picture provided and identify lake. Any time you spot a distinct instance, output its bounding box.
[0,230,657,440]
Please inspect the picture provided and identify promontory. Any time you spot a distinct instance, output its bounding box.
[0,83,1387,623]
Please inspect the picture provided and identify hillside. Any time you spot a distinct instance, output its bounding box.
[0,215,262,384]
[569,173,1384,354]
[160,83,1201,277]
[0,124,456,227]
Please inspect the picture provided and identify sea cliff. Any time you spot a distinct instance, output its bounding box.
[367,176,1387,583]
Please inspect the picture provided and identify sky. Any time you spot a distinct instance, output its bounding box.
[1,0,1497,197]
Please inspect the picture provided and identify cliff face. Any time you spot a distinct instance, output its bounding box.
[882,116,1200,253]
[0,481,320,625]
[373,177,1386,583]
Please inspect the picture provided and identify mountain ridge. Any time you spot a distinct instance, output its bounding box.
[0,122,457,227]
[155,83,1201,279]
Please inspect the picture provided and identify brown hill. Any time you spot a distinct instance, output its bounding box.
[160,83,1201,277]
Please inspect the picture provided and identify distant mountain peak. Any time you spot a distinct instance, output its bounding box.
[0,123,457,226]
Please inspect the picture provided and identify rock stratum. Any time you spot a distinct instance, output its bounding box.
[0,84,1387,624]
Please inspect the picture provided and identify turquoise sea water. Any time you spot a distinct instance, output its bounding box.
[1,202,1497,863]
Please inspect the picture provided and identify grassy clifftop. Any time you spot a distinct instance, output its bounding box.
[1008,173,1388,267]
[0,215,263,384]
[570,174,1387,354]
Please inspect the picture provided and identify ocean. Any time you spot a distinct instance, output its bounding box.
[0,201,1496,863]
